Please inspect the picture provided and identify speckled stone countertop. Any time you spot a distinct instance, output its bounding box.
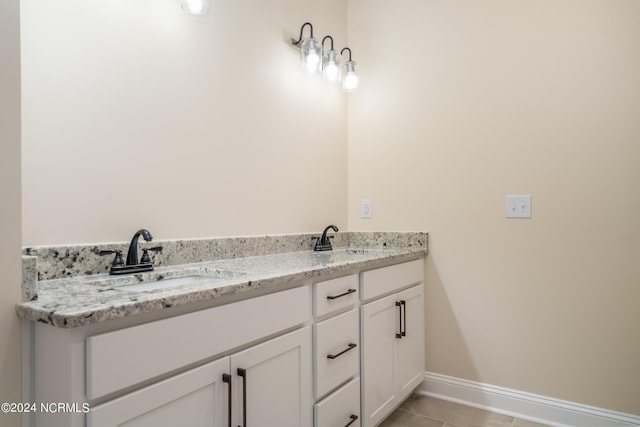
[16,232,427,328]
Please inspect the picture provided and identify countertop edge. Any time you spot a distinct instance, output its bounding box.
[16,248,426,329]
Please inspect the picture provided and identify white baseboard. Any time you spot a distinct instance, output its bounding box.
[418,372,640,427]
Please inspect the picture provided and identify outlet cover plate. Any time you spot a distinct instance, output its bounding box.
[361,199,372,219]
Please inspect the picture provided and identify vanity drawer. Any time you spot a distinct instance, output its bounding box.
[360,259,424,301]
[86,285,310,400]
[314,308,359,398]
[313,274,359,317]
[314,377,360,427]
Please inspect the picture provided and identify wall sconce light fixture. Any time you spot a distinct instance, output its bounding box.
[322,36,341,83]
[291,22,322,73]
[340,48,359,93]
[180,0,209,15]
[291,22,359,93]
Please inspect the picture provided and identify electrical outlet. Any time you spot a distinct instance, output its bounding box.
[361,199,372,218]
[506,195,532,218]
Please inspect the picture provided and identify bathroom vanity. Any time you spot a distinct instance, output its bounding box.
[17,232,427,427]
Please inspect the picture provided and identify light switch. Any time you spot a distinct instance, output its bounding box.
[361,199,372,218]
[506,195,532,218]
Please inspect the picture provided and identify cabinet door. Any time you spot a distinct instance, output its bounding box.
[360,293,399,427]
[88,357,229,427]
[230,327,312,427]
[397,284,425,398]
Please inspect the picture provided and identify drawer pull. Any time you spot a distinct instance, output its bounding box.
[345,414,359,427]
[326,288,357,300]
[401,300,407,337]
[327,343,357,359]
[395,301,402,339]
[222,374,232,427]
[237,368,247,427]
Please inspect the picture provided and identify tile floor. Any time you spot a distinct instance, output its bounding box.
[379,394,551,427]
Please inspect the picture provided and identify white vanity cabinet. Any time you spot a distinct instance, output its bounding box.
[27,256,426,427]
[31,285,311,427]
[88,327,311,427]
[360,260,425,427]
[312,274,361,427]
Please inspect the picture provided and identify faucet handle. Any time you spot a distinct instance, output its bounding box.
[99,249,124,267]
[140,246,163,264]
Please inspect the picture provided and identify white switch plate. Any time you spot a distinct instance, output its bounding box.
[506,195,532,218]
[361,199,372,219]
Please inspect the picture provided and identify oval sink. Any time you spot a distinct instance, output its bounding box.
[118,270,245,292]
[118,275,213,292]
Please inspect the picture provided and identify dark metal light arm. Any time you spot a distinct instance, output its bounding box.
[292,22,313,46]
[322,35,334,51]
[340,47,353,61]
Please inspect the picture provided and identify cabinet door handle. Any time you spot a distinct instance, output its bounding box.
[326,343,357,359]
[326,289,356,300]
[222,373,232,427]
[345,414,359,427]
[395,301,402,339]
[237,368,247,427]
[401,300,407,337]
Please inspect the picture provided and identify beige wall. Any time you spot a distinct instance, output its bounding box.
[0,0,23,425]
[348,0,640,415]
[18,0,640,419]
[21,0,348,246]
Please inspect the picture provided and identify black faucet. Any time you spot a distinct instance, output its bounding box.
[126,229,153,266]
[314,225,339,251]
[99,229,160,275]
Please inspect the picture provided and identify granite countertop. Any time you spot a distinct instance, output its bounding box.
[16,245,426,328]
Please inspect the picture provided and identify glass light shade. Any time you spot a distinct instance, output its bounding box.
[322,50,341,83]
[182,0,209,14]
[342,61,359,92]
[301,37,322,73]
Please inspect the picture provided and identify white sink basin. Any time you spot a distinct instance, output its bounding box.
[118,270,245,292]
[119,276,212,292]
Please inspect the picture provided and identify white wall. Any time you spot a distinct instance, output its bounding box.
[347,0,640,415]
[0,0,23,425]
[21,0,348,246]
